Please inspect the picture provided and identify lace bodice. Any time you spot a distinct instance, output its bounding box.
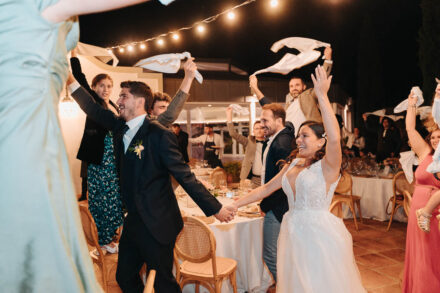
[282,159,339,211]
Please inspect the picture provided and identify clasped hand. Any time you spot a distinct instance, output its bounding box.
[214,204,238,223]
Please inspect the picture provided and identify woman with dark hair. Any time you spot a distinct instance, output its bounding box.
[71,50,122,253]
[228,66,365,292]
[403,88,440,292]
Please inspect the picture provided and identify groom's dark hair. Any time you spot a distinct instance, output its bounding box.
[120,81,153,111]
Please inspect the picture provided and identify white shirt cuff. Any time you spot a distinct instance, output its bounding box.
[68,81,81,94]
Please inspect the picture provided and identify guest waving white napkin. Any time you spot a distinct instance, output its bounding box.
[394,86,424,113]
[253,37,330,76]
[135,52,203,84]
[75,42,119,66]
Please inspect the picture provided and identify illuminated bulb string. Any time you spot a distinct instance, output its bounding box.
[107,0,258,52]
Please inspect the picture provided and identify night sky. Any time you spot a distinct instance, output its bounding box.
[78,0,422,113]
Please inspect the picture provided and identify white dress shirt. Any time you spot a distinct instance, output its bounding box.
[286,98,307,136]
[124,114,147,153]
[261,128,284,185]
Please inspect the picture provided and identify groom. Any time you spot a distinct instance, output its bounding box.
[67,76,234,292]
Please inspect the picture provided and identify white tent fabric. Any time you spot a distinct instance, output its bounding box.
[76,42,119,66]
[253,37,330,76]
[135,52,203,84]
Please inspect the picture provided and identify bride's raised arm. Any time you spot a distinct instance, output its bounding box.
[311,65,341,181]
[42,0,155,24]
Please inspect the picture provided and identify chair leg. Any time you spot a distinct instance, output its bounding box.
[214,280,223,293]
[387,202,396,231]
[195,281,200,293]
[356,200,363,223]
[230,270,238,293]
[350,202,359,230]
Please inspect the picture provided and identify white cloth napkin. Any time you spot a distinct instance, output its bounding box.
[158,0,175,5]
[399,151,419,183]
[393,86,424,113]
[134,52,203,84]
[229,104,249,115]
[76,42,119,66]
[427,98,440,173]
[253,37,330,76]
[363,109,403,121]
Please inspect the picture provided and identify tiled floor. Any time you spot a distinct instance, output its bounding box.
[345,218,407,293]
[97,218,408,293]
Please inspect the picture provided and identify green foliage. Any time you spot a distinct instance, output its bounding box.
[223,161,242,183]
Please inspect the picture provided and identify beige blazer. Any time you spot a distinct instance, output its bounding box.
[227,122,257,180]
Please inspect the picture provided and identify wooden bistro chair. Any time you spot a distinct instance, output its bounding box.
[174,216,238,293]
[210,167,227,189]
[329,172,362,230]
[78,203,120,292]
[386,171,415,231]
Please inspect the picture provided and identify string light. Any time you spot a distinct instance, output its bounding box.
[127,45,134,52]
[196,24,206,34]
[139,43,146,50]
[107,0,257,52]
[270,0,279,7]
[172,33,180,41]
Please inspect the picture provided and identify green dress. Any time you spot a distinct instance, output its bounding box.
[0,1,102,292]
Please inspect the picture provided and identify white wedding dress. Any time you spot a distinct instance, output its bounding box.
[277,159,365,293]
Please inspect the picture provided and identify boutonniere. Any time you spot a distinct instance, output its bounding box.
[129,140,144,159]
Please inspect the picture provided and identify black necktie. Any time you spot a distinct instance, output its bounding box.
[122,124,129,136]
[261,140,268,162]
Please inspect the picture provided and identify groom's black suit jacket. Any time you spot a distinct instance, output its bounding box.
[71,86,222,244]
[260,124,296,222]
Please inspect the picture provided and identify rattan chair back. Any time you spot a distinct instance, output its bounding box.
[175,216,216,264]
[210,167,227,188]
[335,171,352,194]
[393,171,414,195]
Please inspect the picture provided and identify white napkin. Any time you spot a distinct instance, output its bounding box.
[427,98,440,173]
[229,104,249,115]
[76,42,119,66]
[399,151,419,183]
[253,37,330,76]
[158,0,175,5]
[363,109,403,121]
[135,52,203,84]
[393,86,424,113]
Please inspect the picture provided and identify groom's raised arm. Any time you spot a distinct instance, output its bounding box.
[68,75,120,131]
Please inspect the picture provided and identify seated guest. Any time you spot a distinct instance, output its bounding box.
[226,106,266,188]
[347,127,366,157]
[171,124,189,163]
[189,124,224,168]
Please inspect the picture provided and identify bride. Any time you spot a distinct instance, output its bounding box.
[229,65,365,292]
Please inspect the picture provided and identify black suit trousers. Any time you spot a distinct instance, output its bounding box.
[116,211,181,293]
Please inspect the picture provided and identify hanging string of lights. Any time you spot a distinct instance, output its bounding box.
[108,0,279,54]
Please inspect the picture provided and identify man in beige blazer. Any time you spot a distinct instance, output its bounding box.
[250,47,333,135]
[226,107,266,188]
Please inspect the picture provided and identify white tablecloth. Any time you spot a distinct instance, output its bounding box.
[343,176,406,222]
[178,197,272,293]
